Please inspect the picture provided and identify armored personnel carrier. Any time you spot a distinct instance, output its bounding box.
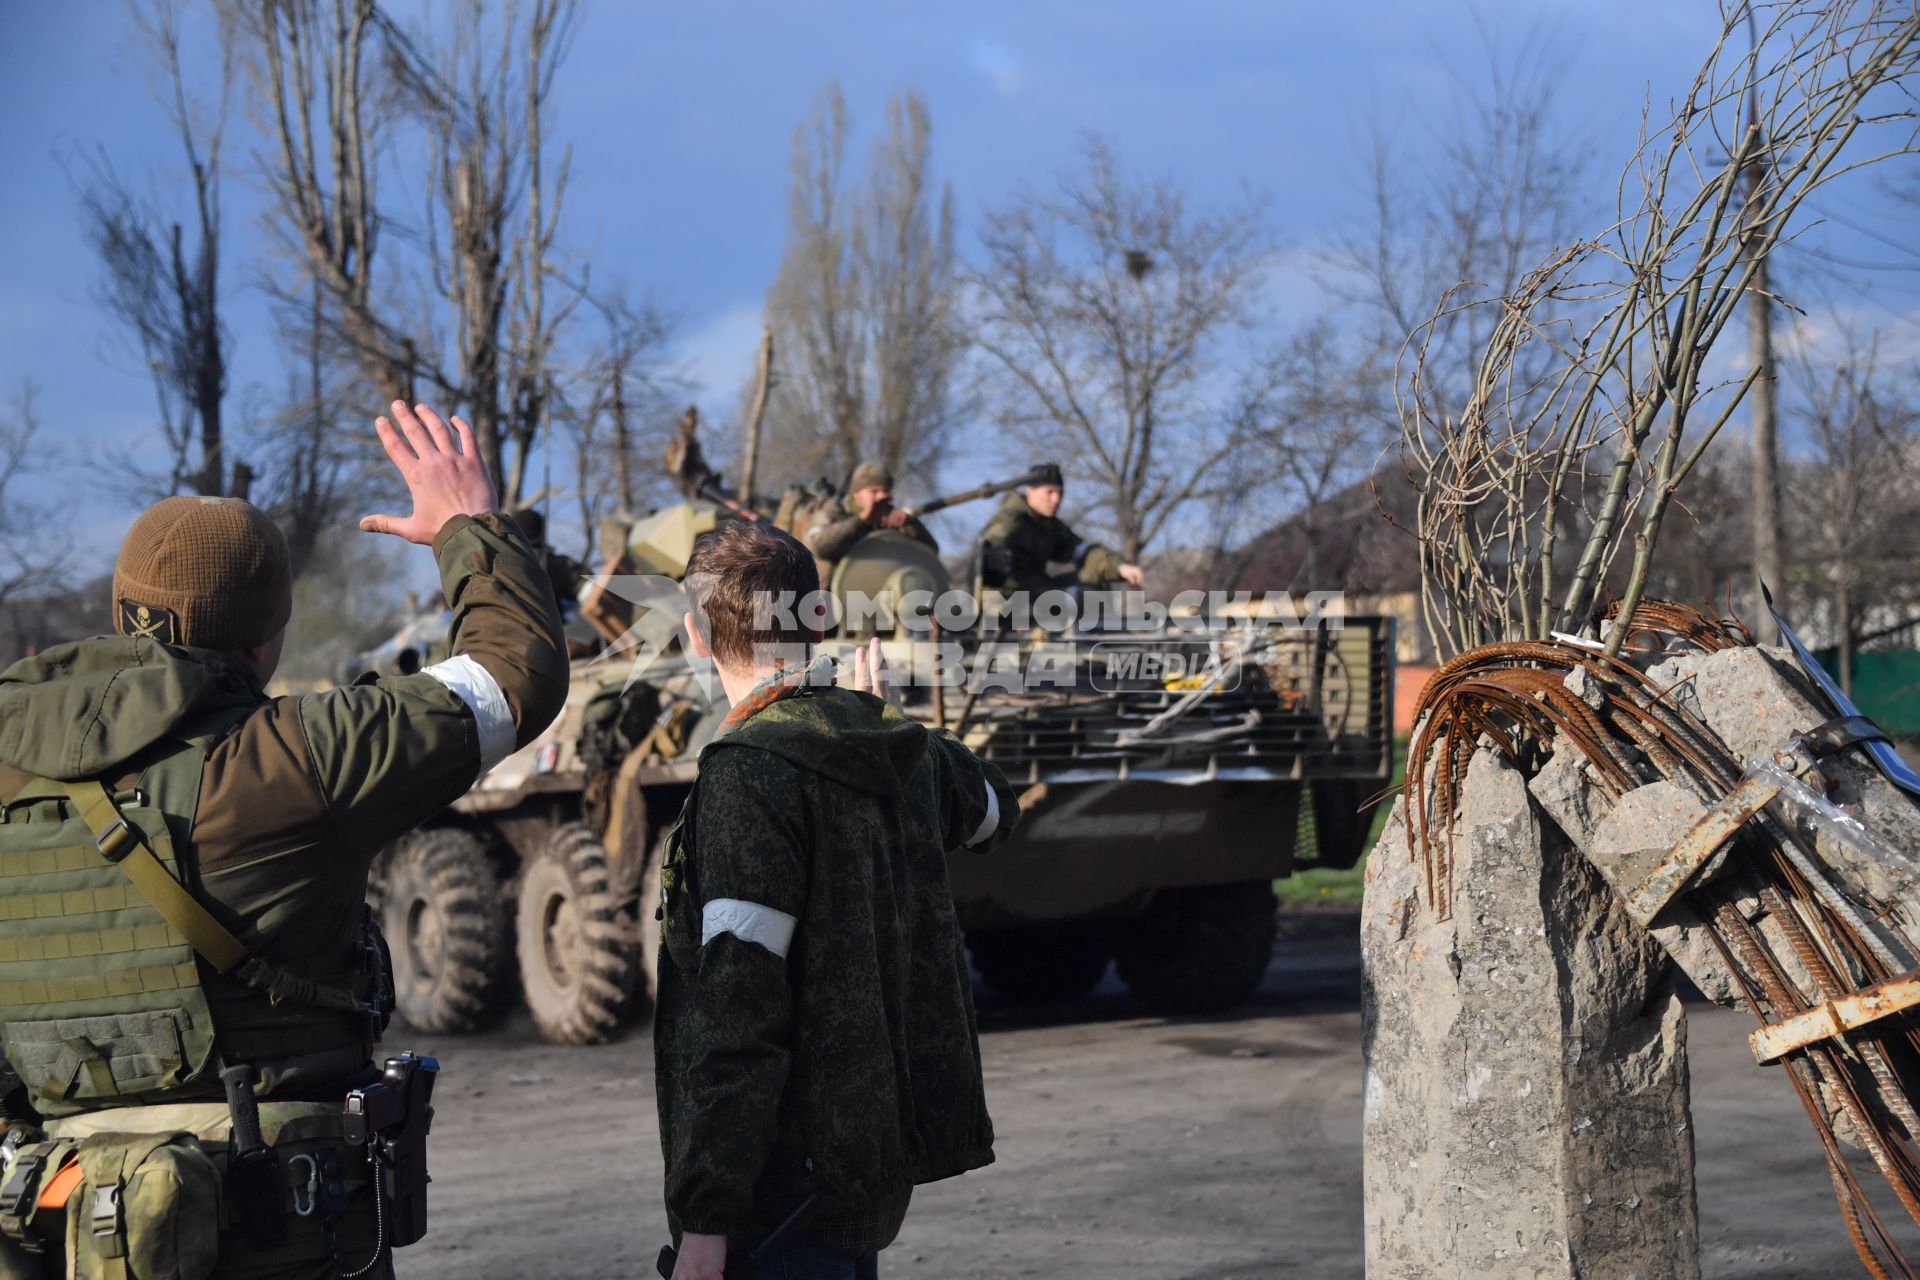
[361,444,1394,1043]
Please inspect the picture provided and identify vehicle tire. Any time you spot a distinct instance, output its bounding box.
[516,823,634,1045]
[968,924,1111,1004]
[1309,779,1373,870]
[1115,882,1278,1015]
[627,832,666,1019]
[371,828,508,1034]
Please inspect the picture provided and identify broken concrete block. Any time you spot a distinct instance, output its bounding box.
[1363,749,1698,1280]
[1527,764,1739,1007]
[1648,646,1920,947]
[1586,782,1740,1007]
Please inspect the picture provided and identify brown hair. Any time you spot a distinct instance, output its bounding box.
[684,518,822,669]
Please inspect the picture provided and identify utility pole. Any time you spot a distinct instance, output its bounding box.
[1741,32,1782,644]
[738,326,774,503]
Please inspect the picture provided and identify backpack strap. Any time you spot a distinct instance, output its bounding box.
[61,780,365,1016]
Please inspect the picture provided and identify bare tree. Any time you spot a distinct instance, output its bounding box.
[246,0,422,400]
[80,0,241,498]
[407,0,583,505]
[499,0,581,505]
[256,278,368,576]
[1784,324,1920,694]
[760,82,962,489]
[249,0,587,509]
[1329,26,1588,412]
[970,137,1273,561]
[565,287,680,554]
[1210,317,1396,589]
[1397,0,1920,659]
[0,385,67,612]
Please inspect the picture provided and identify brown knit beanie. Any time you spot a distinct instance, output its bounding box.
[848,461,893,492]
[112,496,293,651]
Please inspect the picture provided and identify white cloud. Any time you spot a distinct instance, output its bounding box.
[968,38,1023,98]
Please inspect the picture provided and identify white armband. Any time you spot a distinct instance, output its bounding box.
[966,780,1002,848]
[702,898,799,959]
[422,654,517,774]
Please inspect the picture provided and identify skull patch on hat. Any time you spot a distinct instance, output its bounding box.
[119,599,180,644]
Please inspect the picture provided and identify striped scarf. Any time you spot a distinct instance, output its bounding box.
[717,654,838,738]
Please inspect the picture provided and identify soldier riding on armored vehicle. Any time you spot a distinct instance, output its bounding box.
[357,415,1395,1043]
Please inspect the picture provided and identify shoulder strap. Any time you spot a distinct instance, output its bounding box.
[60,780,364,1016]
[65,780,248,974]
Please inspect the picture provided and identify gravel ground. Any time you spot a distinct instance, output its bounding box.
[395,911,1879,1279]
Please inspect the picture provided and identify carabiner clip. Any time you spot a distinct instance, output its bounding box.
[289,1153,319,1218]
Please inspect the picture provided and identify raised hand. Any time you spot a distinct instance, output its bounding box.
[850,635,899,708]
[360,401,498,545]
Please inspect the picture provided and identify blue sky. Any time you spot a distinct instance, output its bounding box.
[2,0,1913,574]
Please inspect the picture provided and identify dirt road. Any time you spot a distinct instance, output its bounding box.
[399,912,1871,1279]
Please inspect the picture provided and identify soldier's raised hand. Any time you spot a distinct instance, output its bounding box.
[360,400,499,545]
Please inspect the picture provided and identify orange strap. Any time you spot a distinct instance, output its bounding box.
[36,1157,82,1210]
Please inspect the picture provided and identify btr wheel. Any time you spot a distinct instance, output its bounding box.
[372,828,509,1034]
[968,924,1111,1004]
[516,823,634,1045]
[1115,882,1278,1015]
[1308,779,1375,870]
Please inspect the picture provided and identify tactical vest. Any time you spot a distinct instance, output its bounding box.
[0,710,390,1119]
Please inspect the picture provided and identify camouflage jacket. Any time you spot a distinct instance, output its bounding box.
[803,497,938,565]
[979,491,1123,596]
[655,686,1018,1255]
[0,514,567,1105]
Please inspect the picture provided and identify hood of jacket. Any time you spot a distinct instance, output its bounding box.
[710,685,928,796]
[0,636,262,781]
[994,490,1033,519]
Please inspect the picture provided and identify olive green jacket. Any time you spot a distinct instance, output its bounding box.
[979,491,1123,595]
[655,687,1017,1255]
[803,497,938,566]
[0,513,568,1103]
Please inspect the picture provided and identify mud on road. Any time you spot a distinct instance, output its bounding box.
[399,911,1869,1279]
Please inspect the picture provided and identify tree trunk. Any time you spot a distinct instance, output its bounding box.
[611,363,633,514]
[1837,561,1854,698]
[739,326,773,503]
[1745,152,1782,644]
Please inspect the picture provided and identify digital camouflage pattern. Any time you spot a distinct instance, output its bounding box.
[978,490,1124,596]
[803,496,939,567]
[654,685,1018,1256]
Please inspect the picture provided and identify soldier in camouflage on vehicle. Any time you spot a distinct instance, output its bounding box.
[977,461,1143,595]
[802,461,938,572]
[655,520,1017,1280]
[0,401,566,1277]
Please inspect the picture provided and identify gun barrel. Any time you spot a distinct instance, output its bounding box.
[910,469,1042,518]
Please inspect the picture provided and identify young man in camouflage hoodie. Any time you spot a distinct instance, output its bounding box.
[656,519,1018,1280]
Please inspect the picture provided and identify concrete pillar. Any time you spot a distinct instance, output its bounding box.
[1362,748,1699,1279]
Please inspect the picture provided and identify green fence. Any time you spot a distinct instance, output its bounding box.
[1813,648,1920,740]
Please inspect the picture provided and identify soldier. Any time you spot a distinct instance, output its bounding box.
[508,504,586,611]
[802,461,938,569]
[978,462,1143,597]
[0,401,567,1277]
[657,520,1018,1280]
